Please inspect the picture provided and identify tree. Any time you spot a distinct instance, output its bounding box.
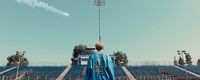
[113,51,128,66]
[197,59,200,66]
[71,44,87,65]
[174,56,178,66]
[185,53,192,65]
[178,56,184,66]
[7,51,29,66]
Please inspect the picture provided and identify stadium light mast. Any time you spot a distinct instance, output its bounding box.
[177,50,188,80]
[94,0,105,42]
[15,51,25,79]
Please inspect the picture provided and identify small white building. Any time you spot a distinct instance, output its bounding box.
[77,48,95,65]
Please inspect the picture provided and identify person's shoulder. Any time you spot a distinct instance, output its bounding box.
[101,54,111,59]
[89,53,98,58]
[102,54,110,57]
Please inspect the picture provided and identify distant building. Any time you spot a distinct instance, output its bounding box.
[77,48,95,65]
[76,48,115,66]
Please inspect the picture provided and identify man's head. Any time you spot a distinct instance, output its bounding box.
[95,42,104,52]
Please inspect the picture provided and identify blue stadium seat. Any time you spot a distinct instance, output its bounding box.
[127,65,197,80]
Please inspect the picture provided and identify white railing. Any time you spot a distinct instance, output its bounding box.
[56,66,71,80]
[0,67,16,75]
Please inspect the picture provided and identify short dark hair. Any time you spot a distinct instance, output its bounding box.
[95,42,104,51]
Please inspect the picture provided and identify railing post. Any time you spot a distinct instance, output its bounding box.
[28,75,30,80]
[2,76,4,80]
[37,76,38,80]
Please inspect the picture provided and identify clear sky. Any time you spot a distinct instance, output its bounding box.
[0,0,200,66]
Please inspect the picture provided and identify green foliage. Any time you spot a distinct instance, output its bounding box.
[71,44,88,65]
[7,53,29,66]
[197,59,200,66]
[185,53,192,65]
[174,56,178,66]
[73,44,87,58]
[113,51,128,66]
[178,57,185,66]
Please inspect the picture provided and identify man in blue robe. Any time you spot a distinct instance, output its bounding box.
[85,42,115,80]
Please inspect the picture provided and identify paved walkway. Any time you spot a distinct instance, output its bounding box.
[121,66,137,80]
[56,66,72,80]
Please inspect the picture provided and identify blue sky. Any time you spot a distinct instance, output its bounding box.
[0,0,200,65]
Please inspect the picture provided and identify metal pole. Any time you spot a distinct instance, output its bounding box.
[28,75,30,80]
[15,51,25,79]
[182,52,184,62]
[46,75,48,80]
[95,0,104,42]
[16,55,21,79]
[185,60,188,80]
[2,76,4,80]
[99,6,101,42]
[185,67,188,80]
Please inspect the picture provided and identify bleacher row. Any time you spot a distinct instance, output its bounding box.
[127,66,199,80]
[0,65,200,80]
[183,65,200,75]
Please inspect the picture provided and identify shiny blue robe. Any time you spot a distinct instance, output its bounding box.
[85,53,115,80]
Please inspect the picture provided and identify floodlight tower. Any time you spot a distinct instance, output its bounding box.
[94,0,105,42]
[15,51,25,79]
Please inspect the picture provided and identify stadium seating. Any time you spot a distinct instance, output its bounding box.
[115,66,126,77]
[24,66,65,80]
[0,66,16,72]
[64,65,85,80]
[127,65,198,80]
[1,65,200,80]
[0,66,65,80]
[0,67,9,72]
[183,65,200,75]
[0,66,17,79]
